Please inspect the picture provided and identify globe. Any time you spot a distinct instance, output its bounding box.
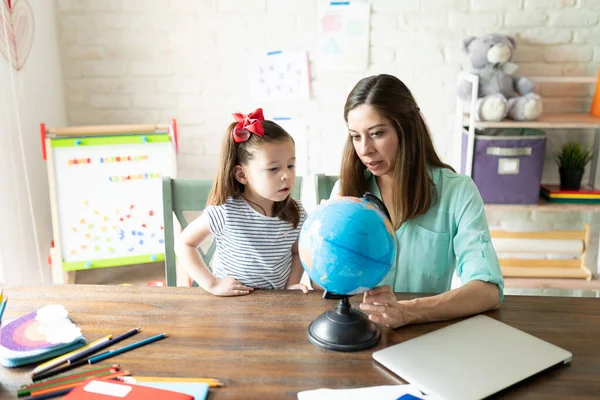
[299,196,396,296]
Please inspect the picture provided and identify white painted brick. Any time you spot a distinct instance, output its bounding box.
[253,15,297,32]
[129,62,173,76]
[81,61,127,77]
[119,30,170,47]
[371,0,420,12]
[575,29,600,45]
[102,13,158,30]
[115,79,158,94]
[157,78,203,94]
[178,94,206,109]
[396,46,445,65]
[88,94,132,109]
[520,28,572,44]
[588,63,600,75]
[400,13,448,29]
[595,47,600,62]
[549,9,599,27]
[371,13,398,30]
[66,92,86,109]
[171,110,206,125]
[471,0,521,11]
[59,15,103,29]
[504,11,548,27]
[544,45,593,62]
[168,31,216,48]
[421,0,469,12]
[57,0,71,11]
[122,0,169,11]
[516,62,564,76]
[64,45,106,61]
[217,0,266,13]
[67,79,116,95]
[267,0,316,15]
[132,94,174,109]
[370,47,395,64]
[371,30,409,47]
[106,46,157,62]
[448,13,500,29]
[524,0,575,8]
[168,0,215,13]
[512,45,545,62]
[579,0,600,7]
[562,63,590,76]
[542,98,591,113]
[66,0,123,11]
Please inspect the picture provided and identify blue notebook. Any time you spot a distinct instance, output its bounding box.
[131,382,209,400]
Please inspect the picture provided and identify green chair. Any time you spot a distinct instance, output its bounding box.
[315,174,339,204]
[162,176,303,287]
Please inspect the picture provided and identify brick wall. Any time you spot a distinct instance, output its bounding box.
[55,0,600,271]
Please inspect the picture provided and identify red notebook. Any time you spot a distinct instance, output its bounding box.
[63,378,193,400]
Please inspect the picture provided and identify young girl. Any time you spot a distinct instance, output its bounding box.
[176,108,308,296]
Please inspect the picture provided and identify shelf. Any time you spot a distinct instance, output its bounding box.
[501,266,592,280]
[484,199,600,212]
[463,113,600,129]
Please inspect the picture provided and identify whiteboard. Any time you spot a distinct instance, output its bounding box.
[51,135,174,267]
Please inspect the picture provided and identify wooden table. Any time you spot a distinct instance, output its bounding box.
[1,284,599,399]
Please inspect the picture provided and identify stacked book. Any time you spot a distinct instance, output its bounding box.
[540,184,600,204]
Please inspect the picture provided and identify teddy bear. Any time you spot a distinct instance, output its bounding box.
[457,33,543,122]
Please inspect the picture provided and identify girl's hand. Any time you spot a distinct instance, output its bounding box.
[286,283,309,294]
[209,277,254,296]
[359,285,407,328]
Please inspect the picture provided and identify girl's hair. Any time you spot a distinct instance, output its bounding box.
[340,74,454,229]
[208,119,301,228]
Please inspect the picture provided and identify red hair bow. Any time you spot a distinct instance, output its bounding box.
[232,108,265,143]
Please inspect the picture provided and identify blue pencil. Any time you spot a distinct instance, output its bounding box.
[88,333,169,363]
[0,295,7,322]
[68,328,141,364]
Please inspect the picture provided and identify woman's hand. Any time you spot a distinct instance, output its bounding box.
[286,283,309,294]
[208,277,254,296]
[359,285,407,328]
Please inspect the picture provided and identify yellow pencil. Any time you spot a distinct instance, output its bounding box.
[120,376,224,387]
[31,335,113,376]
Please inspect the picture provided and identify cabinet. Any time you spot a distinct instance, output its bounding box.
[454,73,600,279]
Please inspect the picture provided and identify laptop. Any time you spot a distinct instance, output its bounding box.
[372,315,572,400]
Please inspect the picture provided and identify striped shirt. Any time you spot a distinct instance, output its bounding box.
[204,197,306,289]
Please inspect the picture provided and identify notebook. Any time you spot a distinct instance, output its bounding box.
[372,315,572,400]
[131,381,209,399]
[0,304,87,367]
[63,378,194,400]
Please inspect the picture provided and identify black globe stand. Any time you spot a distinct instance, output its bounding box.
[307,291,381,352]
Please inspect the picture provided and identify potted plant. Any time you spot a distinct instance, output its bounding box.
[555,142,593,190]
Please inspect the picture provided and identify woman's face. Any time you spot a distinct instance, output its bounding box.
[347,104,399,177]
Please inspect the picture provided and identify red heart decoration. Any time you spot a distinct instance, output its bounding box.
[0,0,34,71]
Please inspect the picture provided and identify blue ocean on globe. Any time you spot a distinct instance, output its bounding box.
[299,197,396,295]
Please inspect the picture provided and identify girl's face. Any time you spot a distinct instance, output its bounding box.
[235,139,296,204]
[347,104,399,177]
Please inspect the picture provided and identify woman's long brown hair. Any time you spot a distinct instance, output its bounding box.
[340,74,453,229]
[207,120,301,228]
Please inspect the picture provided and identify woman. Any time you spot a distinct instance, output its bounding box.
[334,74,503,328]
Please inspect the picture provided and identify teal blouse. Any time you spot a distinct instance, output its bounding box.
[332,167,504,301]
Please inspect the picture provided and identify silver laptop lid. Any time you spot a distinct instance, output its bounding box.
[372,315,572,400]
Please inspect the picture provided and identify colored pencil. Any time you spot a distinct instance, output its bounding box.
[0,294,7,321]
[120,376,224,387]
[67,328,141,364]
[22,365,119,389]
[87,333,169,363]
[18,368,119,397]
[31,335,113,376]
[30,371,130,397]
[28,387,72,400]
[32,357,106,381]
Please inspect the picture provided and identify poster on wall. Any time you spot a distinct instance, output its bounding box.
[317,2,370,72]
[250,50,311,103]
